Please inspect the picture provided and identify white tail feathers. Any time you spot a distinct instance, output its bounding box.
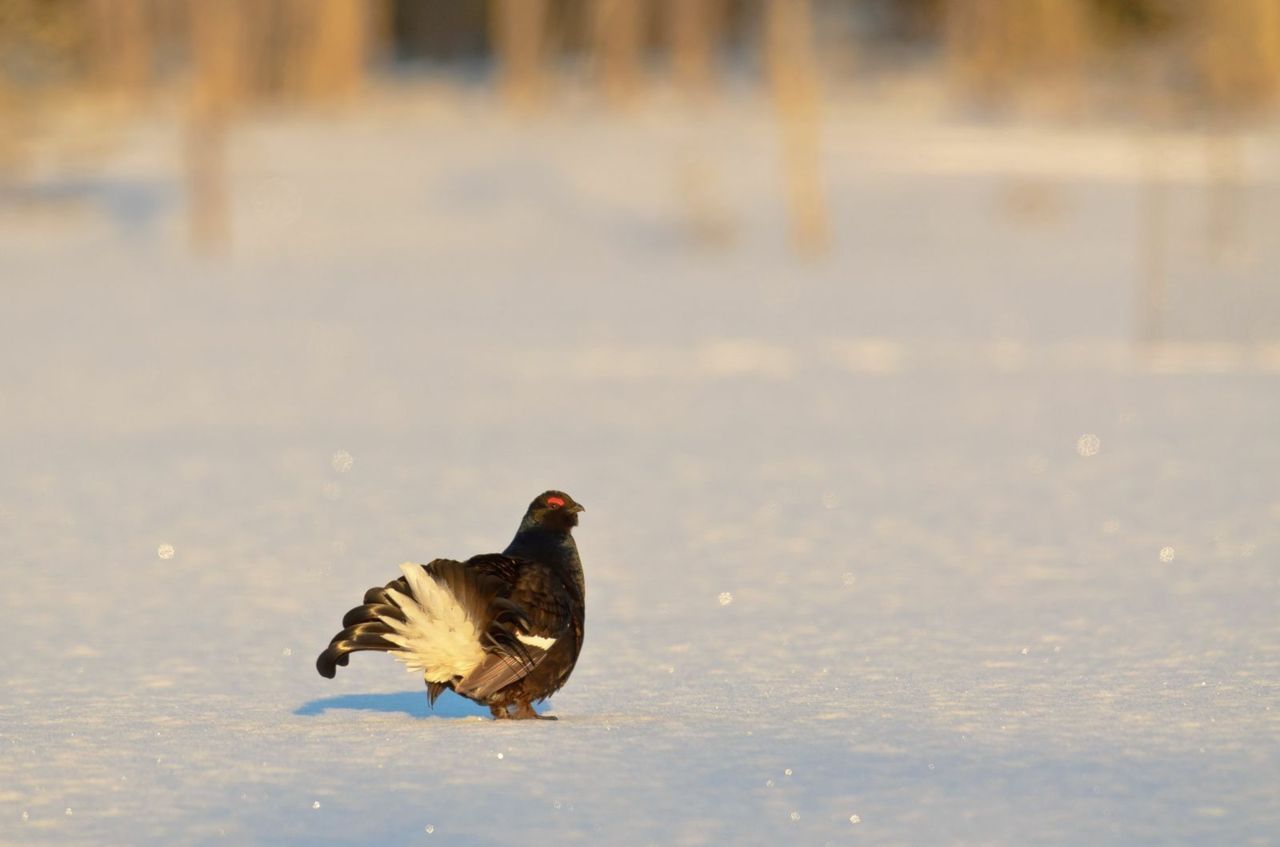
[379,563,486,683]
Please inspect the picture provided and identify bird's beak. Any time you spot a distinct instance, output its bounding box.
[569,503,585,514]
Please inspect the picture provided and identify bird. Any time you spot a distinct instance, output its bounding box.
[316,490,585,720]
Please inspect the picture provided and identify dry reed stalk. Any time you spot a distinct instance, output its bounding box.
[944,0,1091,109]
[299,0,369,100]
[1197,0,1280,115]
[491,0,549,109]
[88,0,152,94]
[765,0,828,255]
[1023,0,1089,72]
[590,0,646,104]
[1137,137,1168,345]
[0,80,19,174]
[1204,130,1244,263]
[0,7,21,170]
[186,0,244,249]
[663,0,721,96]
[943,0,1007,101]
[664,0,731,246]
[0,1,84,176]
[1135,51,1177,347]
[189,0,245,121]
[1194,1,1278,263]
[1026,0,1089,111]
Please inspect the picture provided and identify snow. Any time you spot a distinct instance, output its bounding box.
[2,88,1279,846]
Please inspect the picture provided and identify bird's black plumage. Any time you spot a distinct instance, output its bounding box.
[316,490,586,720]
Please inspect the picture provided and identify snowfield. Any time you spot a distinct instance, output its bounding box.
[2,91,1278,846]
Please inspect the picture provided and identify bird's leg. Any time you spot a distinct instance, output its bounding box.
[490,704,511,720]
[511,701,557,720]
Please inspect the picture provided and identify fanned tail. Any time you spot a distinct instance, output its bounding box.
[315,577,412,678]
[315,560,540,704]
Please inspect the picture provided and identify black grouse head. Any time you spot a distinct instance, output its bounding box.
[522,490,585,532]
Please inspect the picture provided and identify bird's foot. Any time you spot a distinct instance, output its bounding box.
[510,702,557,720]
[490,705,511,720]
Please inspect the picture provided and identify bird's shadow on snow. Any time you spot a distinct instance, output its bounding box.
[294,690,493,720]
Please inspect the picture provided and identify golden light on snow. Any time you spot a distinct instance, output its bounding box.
[1159,546,1176,563]
[1076,433,1101,457]
[331,450,354,472]
[157,543,175,560]
[717,592,734,606]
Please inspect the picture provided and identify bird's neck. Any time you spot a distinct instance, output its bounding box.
[505,527,585,600]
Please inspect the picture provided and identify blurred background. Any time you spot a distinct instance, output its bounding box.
[3,0,1280,340]
[3,3,1280,845]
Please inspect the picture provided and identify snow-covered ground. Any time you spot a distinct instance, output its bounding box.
[2,88,1278,846]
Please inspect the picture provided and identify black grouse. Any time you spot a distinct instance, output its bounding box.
[316,490,585,720]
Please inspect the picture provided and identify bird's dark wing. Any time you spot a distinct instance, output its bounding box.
[465,553,576,639]
[460,550,586,701]
[466,553,584,699]
[464,553,523,589]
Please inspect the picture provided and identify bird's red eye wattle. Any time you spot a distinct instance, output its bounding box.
[546,496,565,509]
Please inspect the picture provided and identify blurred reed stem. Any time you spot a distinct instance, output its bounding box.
[491,0,549,109]
[186,0,243,249]
[590,0,645,105]
[1136,51,1173,347]
[1196,0,1280,117]
[1204,131,1243,263]
[89,0,152,94]
[289,0,370,100]
[944,0,1090,110]
[663,0,722,96]
[0,81,18,174]
[766,0,828,255]
[664,0,732,245]
[1194,1,1279,263]
[1137,134,1168,345]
